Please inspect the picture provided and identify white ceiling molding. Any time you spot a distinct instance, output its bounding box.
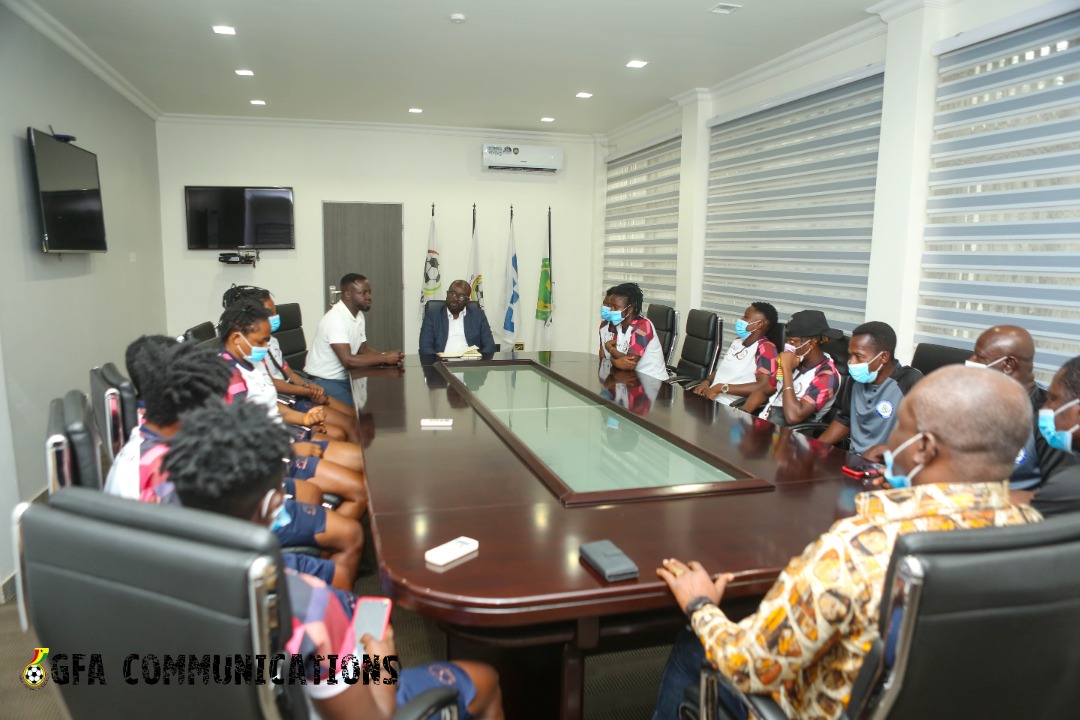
[933,0,1080,56]
[866,0,959,24]
[603,102,681,145]
[1,0,161,119]
[671,88,711,108]
[706,16,886,100]
[604,129,682,164]
[156,114,598,144]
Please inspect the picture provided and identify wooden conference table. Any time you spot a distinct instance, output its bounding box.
[352,352,862,719]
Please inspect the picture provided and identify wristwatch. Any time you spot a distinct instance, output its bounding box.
[720,383,730,394]
[684,595,716,620]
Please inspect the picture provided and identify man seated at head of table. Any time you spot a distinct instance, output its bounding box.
[650,365,1042,720]
[598,282,669,381]
[742,310,842,427]
[692,302,779,405]
[419,279,497,356]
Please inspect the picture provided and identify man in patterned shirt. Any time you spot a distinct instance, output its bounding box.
[651,366,1042,720]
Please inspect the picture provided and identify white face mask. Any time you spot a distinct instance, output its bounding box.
[784,339,812,362]
[965,356,1007,370]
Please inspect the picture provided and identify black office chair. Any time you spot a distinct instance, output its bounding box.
[45,390,104,492]
[910,342,971,376]
[646,303,680,367]
[182,321,217,344]
[14,488,457,720]
[692,515,1080,720]
[669,310,723,386]
[274,302,308,372]
[764,321,785,354]
[89,363,139,461]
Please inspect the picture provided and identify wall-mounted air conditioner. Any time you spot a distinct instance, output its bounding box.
[481,143,563,173]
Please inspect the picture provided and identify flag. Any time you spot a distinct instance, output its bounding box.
[533,207,554,350]
[419,210,441,320]
[500,209,520,344]
[467,205,485,308]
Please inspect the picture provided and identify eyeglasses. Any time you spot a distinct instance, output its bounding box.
[446,290,470,301]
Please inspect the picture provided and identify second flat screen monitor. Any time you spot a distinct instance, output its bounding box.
[185,186,295,250]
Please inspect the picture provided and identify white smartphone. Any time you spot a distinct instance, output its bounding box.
[353,596,392,642]
[424,536,479,566]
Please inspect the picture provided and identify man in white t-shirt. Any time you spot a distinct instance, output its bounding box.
[304,273,405,405]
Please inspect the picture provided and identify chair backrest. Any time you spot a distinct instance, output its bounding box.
[182,321,217,344]
[274,302,307,371]
[910,342,971,377]
[89,363,139,461]
[675,310,723,381]
[14,487,306,719]
[646,303,679,366]
[821,333,850,377]
[855,516,1080,720]
[45,390,104,491]
[764,321,786,353]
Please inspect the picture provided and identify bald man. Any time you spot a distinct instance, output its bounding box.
[651,366,1042,720]
[967,325,1078,489]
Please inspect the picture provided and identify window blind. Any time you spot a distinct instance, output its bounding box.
[917,10,1080,381]
[703,74,884,332]
[603,136,681,305]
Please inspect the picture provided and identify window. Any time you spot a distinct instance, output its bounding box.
[917,10,1080,382]
[703,75,884,332]
[603,136,681,305]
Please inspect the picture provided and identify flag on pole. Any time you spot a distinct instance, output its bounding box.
[467,204,485,308]
[500,206,520,345]
[534,207,554,350]
[419,205,441,320]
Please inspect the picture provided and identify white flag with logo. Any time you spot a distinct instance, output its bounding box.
[467,221,485,309]
[419,216,441,320]
[499,215,519,344]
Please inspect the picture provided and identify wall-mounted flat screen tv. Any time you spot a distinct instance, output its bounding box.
[27,127,108,253]
[185,186,295,250]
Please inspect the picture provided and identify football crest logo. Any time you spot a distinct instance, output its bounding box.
[22,647,49,689]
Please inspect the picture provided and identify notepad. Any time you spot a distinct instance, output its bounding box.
[437,346,482,359]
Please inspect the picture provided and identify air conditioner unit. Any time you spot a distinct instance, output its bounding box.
[481,143,563,173]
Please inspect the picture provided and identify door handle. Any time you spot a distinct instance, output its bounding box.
[328,285,341,308]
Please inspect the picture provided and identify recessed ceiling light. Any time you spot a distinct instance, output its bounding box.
[250,100,266,106]
[212,25,236,35]
[576,92,593,99]
[235,69,254,77]
[449,13,467,24]
[540,117,555,123]
[409,108,423,114]
[708,3,742,14]
[626,60,648,69]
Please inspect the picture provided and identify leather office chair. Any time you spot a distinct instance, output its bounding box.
[669,310,723,386]
[182,321,217,344]
[692,515,1080,720]
[274,302,308,372]
[89,363,139,461]
[910,342,971,377]
[13,488,458,720]
[646,303,680,367]
[764,322,785,354]
[44,390,104,492]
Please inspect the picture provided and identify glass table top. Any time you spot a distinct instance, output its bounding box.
[450,365,739,494]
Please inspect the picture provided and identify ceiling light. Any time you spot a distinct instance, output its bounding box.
[250,100,266,106]
[409,108,423,114]
[626,60,648,69]
[235,69,254,76]
[449,13,466,24]
[708,3,742,14]
[576,92,593,99]
[540,117,555,123]
[212,25,236,35]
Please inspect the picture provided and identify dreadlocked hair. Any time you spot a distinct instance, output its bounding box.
[218,301,271,338]
[141,342,234,426]
[125,335,180,397]
[609,282,644,317]
[222,284,271,309]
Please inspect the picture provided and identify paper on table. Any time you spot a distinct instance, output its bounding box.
[437,345,482,358]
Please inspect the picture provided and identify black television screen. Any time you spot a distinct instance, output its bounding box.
[185,186,295,250]
[27,127,107,253]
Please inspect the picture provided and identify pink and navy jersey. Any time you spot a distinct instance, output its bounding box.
[136,426,172,503]
[283,568,357,682]
[220,350,251,404]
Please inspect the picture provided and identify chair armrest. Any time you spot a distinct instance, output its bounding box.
[728,396,748,410]
[392,687,459,720]
[669,375,705,387]
[744,694,788,720]
[788,422,829,438]
[281,546,321,557]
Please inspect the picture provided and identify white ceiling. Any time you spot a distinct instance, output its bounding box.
[24,0,878,135]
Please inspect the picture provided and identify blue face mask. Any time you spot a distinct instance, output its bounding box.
[734,319,760,341]
[269,314,281,333]
[608,309,624,324]
[883,432,925,489]
[601,306,612,323]
[238,334,269,364]
[270,501,292,532]
[849,352,885,384]
[1038,399,1079,454]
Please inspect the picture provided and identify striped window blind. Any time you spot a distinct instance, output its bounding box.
[604,136,681,305]
[917,10,1080,382]
[703,74,884,332]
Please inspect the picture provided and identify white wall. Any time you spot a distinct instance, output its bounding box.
[156,119,598,355]
[0,4,165,584]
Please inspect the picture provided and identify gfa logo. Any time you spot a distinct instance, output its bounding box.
[22,647,49,689]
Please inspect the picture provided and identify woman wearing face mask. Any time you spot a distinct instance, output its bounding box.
[693,302,779,405]
[597,283,669,380]
[1027,356,1080,517]
[742,310,842,426]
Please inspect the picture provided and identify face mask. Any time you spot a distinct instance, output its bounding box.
[785,339,811,361]
[1038,399,1079,454]
[734,319,760,341]
[965,357,1006,370]
[601,306,612,323]
[238,334,269,364]
[261,490,292,532]
[849,352,885,384]
[268,314,281,333]
[883,432,925,489]
[608,309,624,324]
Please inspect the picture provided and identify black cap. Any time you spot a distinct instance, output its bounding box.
[786,310,843,340]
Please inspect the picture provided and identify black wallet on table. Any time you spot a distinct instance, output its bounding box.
[580,540,639,582]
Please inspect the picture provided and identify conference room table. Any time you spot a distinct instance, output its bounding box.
[352,351,864,719]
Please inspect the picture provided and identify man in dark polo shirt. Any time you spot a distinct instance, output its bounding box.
[818,321,922,457]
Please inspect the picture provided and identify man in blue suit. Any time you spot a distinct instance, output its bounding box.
[419,279,497,355]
